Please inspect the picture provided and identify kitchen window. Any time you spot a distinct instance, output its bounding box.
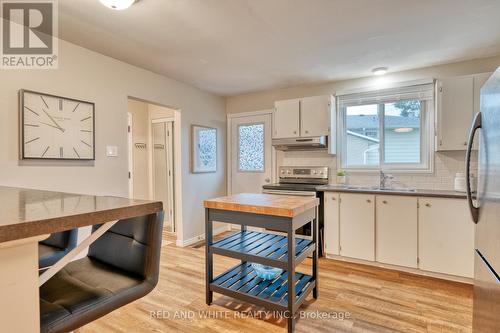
[338,82,434,172]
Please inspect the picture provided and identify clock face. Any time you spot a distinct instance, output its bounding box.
[21,90,95,160]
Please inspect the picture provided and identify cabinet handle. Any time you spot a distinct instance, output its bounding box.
[366,199,371,203]
[332,197,336,201]
[305,130,309,134]
[293,131,297,134]
[463,142,467,146]
[382,200,388,204]
[425,203,431,207]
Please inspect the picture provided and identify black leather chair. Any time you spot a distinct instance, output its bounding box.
[39,212,164,333]
[39,229,79,268]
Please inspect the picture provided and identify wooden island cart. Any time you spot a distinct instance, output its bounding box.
[204,193,319,332]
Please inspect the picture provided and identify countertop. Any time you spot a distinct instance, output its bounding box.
[204,193,319,217]
[316,185,467,199]
[0,186,163,243]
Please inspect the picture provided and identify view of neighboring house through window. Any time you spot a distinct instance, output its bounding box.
[339,82,434,171]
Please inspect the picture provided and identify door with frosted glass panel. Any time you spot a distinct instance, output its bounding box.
[231,114,272,194]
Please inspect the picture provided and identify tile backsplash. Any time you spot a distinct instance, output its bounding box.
[277,150,478,191]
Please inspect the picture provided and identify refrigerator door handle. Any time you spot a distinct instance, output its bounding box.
[466,112,481,223]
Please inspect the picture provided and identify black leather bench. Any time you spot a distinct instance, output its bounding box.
[39,212,163,333]
[39,229,79,268]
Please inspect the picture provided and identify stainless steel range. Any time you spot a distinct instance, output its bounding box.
[262,166,329,196]
[262,166,329,256]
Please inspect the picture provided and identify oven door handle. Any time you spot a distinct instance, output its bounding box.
[262,189,317,196]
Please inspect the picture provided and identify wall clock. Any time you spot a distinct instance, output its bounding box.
[20,90,95,160]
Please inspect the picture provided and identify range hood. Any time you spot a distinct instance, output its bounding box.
[272,136,328,151]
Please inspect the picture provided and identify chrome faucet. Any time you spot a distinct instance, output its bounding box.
[380,170,394,189]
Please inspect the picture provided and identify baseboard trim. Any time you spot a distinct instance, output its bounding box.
[176,225,230,247]
[325,253,473,284]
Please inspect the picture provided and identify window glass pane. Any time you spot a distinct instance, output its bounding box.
[345,104,379,167]
[384,100,421,163]
[239,123,264,171]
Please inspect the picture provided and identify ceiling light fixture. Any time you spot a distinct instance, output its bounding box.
[99,0,137,10]
[372,67,388,76]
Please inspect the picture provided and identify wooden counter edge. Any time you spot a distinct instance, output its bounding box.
[203,197,319,218]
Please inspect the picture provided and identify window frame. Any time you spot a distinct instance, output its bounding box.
[338,98,434,173]
[237,121,266,173]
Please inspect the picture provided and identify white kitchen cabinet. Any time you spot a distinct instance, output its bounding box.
[273,95,333,140]
[300,95,331,137]
[418,197,475,278]
[339,193,375,261]
[376,196,418,268]
[437,73,493,151]
[436,76,474,151]
[324,192,340,255]
[273,99,300,138]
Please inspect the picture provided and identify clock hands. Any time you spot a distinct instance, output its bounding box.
[41,108,65,132]
[39,121,64,131]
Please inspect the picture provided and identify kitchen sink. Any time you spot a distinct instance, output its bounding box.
[343,185,417,192]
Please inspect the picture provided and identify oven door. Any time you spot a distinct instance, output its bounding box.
[262,189,317,197]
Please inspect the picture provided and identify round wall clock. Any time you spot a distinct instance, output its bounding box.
[20,90,95,160]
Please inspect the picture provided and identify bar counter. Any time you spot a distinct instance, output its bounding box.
[0,186,162,333]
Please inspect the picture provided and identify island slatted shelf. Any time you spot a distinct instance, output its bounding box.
[204,193,319,333]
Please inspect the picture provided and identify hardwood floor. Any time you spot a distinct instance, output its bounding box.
[78,233,473,333]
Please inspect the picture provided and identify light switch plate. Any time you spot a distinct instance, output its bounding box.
[106,146,118,157]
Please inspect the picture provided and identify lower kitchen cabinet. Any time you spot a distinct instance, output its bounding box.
[418,197,475,278]
[324,192,340,255]
[339,193,375,261]
[376,196,418,268]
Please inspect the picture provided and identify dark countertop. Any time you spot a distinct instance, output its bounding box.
[0,186,163,243]
[316,185,467,199]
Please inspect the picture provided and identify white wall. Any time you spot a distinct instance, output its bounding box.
[226,55,500,113]
[226,55,500,190]
[0,39,226,243]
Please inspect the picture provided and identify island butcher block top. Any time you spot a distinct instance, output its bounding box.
[204,193,319,217]
[0,186,163,243]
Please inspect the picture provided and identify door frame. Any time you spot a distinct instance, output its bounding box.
[226,109,275,195]
[152,117,176,233]
[127,112,134,198]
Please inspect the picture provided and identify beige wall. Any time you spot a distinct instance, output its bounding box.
[226,55,500,190]
[226,55,500,113]
[149,104,175,120]
[0,39,226,243]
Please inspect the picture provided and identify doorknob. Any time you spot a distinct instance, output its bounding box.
[265,178,271,183]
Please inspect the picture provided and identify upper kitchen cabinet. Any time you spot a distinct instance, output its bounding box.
[273,99,300,138]
[436,73,492,151]
[300,95,332,137]
[273,95,333,139]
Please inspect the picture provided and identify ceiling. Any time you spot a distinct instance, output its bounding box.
[59,0,500,96]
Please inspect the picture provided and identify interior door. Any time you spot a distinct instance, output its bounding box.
[231,113,272,194]
[152,121,175,232]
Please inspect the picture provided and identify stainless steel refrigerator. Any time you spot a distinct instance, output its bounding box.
[466,67,500,332]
